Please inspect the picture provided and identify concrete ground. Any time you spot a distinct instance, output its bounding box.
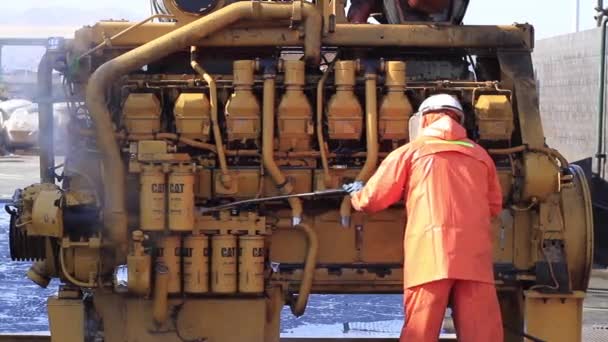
[0,154,607,340]
[0,155,41,200]
[584,272,608,340]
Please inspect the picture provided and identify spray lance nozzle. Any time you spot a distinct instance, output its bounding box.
[198,188,348,214]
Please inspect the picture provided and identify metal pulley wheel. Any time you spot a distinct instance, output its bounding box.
[6,204,46,262]
[560,164,594,291]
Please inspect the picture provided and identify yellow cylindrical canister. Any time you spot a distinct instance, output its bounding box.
[384,61,407,87]
[127,230,152,296]
[379,61,413,142]
[335,60,357,86]
[238,235,266,294]
[277,60,313,152]
[327,60,363,140]
[152,263,169,325]
[211,234,237,294]
[233,60,256,86]
[156,235,181,294]
[225,60,261,142]
[127,254,151,296]
[183,235,210,294]
[283,60,306,86]
[139,165,166,231]
[168,165,195,232]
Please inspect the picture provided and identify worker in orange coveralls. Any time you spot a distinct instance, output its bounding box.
[343,94,504,341]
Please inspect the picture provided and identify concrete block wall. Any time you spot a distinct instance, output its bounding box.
[532,28,606,176]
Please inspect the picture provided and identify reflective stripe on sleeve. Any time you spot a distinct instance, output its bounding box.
[424,140,475,148]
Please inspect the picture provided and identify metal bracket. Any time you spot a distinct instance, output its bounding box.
[355,224,363,251]
[535,239,571,293]
[291,0,303,29]
[251,0,262,18]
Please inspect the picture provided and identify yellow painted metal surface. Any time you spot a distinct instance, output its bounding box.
[379,61,413,142]
[238,235,266,294]
[152,263,169,325]
[524,291,585,342]
[47,297,84,342]
[173,93,211,140]
[521,152,560,202]
[157,235,182,294]
[127,231,152,296]
[75,248,99,284]
[278,60,314,151]
[493,210,515,264]
[225,60,261,142]
[561,165,594,291]
[30,188,63,238]
[139,164,166,231]
[183,235,210,294]
[474,94,515,141]
[211,234,238,294]
[135,140,169,161]
[168,164,195,232]
[327,60,363,140]
[123,93,162,134]
[79,21,533,50]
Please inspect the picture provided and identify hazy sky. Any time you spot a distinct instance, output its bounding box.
[0,0,601,39]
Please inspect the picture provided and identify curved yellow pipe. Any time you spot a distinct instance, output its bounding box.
[529,146,569,168]
[276,220,318,317]
[290,223,317,316]
[340,72,379,227]
[152,263,169,325]
[487,145,527,155]
[316,63,335,188]
[59,247,97,288]
[263,74,303,225]
[190,46,232,189]
[488,145,569,167]
[85,2,321,256]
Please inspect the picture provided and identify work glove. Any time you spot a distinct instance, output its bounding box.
[342,180,364,195]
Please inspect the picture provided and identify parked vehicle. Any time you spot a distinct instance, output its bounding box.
[0,100,71,151]
[0,99,34,149]
[3,105,38,148]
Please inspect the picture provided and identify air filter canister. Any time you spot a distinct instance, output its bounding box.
[211,234,237,294]
[183,235,209,294]
[238,235,266,294]
[156,235,181,294]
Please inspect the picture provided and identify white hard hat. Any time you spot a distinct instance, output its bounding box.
[417,94,465,124]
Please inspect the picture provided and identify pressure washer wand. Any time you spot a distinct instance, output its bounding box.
[199,188,348,214]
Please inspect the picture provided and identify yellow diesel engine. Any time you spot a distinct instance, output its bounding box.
[5,1,594,341]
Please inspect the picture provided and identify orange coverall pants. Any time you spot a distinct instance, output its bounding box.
[401,279,503,342]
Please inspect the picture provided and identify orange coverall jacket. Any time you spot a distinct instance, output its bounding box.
[351,115,502,288]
